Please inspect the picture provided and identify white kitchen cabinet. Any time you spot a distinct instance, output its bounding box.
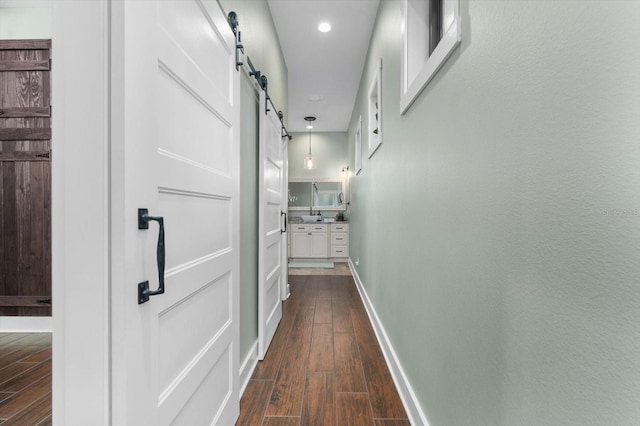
[330,223,349,258]
[291,223,328,258]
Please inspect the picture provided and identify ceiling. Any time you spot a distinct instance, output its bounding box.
[267,0,380,132]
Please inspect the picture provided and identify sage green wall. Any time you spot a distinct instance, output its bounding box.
[0,2,51,39]
[288,132,348,180]
[288,131,349,218]
[347,1,640,424]
[238,73,259,363]
[218,0,288,362]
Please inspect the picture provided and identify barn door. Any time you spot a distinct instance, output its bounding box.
[258,90,284,359]
[0,39,51,317]
[280,136,289,300]
[110,1,240,424]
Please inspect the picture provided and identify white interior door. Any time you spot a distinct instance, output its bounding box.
[111,1,240,424]
[258,91,284,360]
[281,137,290,300]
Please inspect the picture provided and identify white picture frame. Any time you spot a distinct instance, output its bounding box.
[367,58,382,158]
[354,115,362,175]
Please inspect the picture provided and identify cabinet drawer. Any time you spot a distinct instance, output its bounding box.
[331,233,348,245]
[330,246,348,257]
[291,224,310,232]
[331,224,349,232]
[309,224,328,233]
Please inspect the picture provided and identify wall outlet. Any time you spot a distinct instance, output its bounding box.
[355,258,360,267]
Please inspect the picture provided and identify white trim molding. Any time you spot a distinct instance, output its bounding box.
[348,258,429,426]
[0,316,52,332]
[239,340,259,398]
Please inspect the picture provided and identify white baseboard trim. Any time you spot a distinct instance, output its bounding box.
[0,316,53,332]
[239,339,259,398]
[348,258,429,426]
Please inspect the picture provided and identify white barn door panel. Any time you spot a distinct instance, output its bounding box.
[110,1,240,424]
[258,91,284,360]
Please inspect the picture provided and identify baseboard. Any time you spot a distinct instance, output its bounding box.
[0,316,53,332]
[239,339,259,398]
[347,258,429,426]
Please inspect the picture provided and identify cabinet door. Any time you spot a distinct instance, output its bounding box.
[292,233,310,258]
[310,233,328,258]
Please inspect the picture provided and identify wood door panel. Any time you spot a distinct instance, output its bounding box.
[0,40,51,316]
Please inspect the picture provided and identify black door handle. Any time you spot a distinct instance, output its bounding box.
[281,211,287,233]
[137,208,166,304]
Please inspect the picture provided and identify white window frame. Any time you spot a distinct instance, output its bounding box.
[367,58,382,158]
[400,0,461,114]
[354,115,362,175]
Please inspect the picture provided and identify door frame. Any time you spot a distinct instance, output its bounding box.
[52,0,111,424]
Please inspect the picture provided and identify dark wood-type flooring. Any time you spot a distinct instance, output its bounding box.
[0,333,51,425]
[237,275,410,425]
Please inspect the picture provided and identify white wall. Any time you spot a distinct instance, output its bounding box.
[52,0,110,423]
[348,0,640,424]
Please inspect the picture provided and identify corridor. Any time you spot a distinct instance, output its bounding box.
[237,274,409,425]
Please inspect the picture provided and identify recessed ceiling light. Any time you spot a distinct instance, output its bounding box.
[309,94,323,102]
[318,22,331,33]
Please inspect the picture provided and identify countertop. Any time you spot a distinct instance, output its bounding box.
[288,218,349,224]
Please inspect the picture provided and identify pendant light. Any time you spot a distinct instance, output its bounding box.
[303,116,316,170]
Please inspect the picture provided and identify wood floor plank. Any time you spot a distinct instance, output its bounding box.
[373,420,411,425]
[308,324,334,372]
[27,335,51,347]
[0,374,51,419]
[0,348,39,366]
[20,348,51,363]
[301,372,335,426]
[0,336,24,346]
[7,335,44,346]
[35,417,51,426]
[336,393,373,425]
[291,277,318,308]
[0,333,17,346]
[331,300,353,333]
[316,280,332,300]
[252,316,294,380]
[1,392,51,426]
[0,362,38,385]
[262,416,300,426]
[0,346,25,360]
[235,380,273,426]
[313,299,332,324]
[333,333,367,392]
[359,342,407,420]
[0,361,51,392]
[350,307,378,345]
[266,334,311,416]
[0,394,11,405]
[288,307,315,345]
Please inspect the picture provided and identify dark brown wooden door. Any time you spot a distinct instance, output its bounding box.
[0,39,51,316]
